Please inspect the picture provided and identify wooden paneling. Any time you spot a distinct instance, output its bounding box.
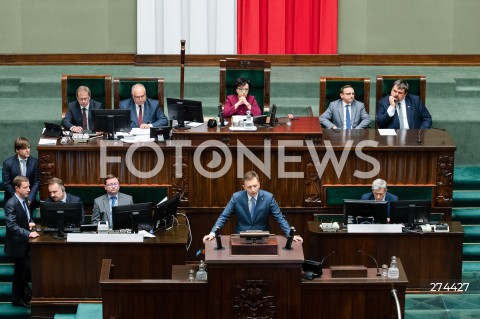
[30,225,188,318]
[3,54,480,66]
[307,221,463,291]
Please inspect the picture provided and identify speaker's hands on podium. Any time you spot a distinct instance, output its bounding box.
[203,233,215,243]
[202,233,303,244]
[293,235,303,243]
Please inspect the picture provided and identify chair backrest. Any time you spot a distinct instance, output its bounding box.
[319,77,370,115]
[61,74,112,117]
[114,77,165,111]
[376,75,426,106]
[220,58,271,113]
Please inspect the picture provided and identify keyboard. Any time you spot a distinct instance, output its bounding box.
[43,227,81,233]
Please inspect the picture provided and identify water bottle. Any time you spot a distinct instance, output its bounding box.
[188,269,195,282]
[195,260,208,281]
[381,264,388,277]
[387,256,399,279]
[245,110,253,127]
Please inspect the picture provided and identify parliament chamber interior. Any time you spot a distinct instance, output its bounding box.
[1,1,480,319]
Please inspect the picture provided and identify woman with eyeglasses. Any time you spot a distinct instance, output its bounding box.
[223,78,262,117]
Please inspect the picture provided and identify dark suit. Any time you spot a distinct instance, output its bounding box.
[119,97,168,128]
[62,99,103,130]
[361,192,398,202]
[376,94,432,129]
[4,196,33,303]
[45,193,85,224]
[2,155,40,209]
[91,192,134,224]
[320,99,370,129]
[211,189,291,236]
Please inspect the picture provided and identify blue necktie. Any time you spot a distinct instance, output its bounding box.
[250,197,256,220]
[22,200,31,221]
[345,105,351,129]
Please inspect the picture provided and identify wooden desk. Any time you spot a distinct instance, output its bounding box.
[205,235,304,319]
[37,122,454,209]
[307,221,463,291]
[29,224,188,318]
[100,239,407,319]
[37,124,456,259]
[302,260,408,319]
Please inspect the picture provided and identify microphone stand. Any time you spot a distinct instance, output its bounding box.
[180,40,186,99]
[358,250,381,276]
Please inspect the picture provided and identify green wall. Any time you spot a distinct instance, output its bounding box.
[1,0,480,54]
[339,0,480,54]
[0,0,136,54]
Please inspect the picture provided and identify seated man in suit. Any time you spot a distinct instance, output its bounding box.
[91,174,133,226]
[45,177,85,224]
[2,137,40,210]
[203,171,303,243]
[119,83,168,129]
[4,175,40,308]
[62,86,103,133]
[361,179,398,202]
[376,79,432,129]
[320,85,370,129]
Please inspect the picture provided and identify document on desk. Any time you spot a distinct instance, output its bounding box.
[131,128,150,135]
[185,121,204,128]
[38,138,58,145]
[378,129,397,136]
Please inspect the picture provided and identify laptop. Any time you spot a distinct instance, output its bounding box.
[43,122,63,138]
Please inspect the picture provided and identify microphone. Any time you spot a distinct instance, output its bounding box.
[283,227,295,250]
[417,129,423,144]
[321,251,336,266]
[214,226,224,250]
[218,104,225,127]
[358,250,381,276]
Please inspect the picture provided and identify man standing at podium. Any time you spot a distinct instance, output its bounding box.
[203,171,302,243]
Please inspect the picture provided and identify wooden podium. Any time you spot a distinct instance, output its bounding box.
[205,235,304,319]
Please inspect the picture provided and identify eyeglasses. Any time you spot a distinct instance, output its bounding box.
[133,94,146,99]
[106,183,119,187]
[237,88,249,92]
[78,97,90,101]
[342,92,355,96]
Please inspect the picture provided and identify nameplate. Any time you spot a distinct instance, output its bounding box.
[66,233,144,243]
[347,224,403,233]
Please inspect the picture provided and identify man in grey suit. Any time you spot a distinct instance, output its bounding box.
[320,85,371,129]
[91,174,133,226]
[203,171,303,243]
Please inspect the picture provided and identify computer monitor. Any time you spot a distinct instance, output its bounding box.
[343,199,389,224]
[166,98,204,129]
[150,126,172,142]
[91,109,131,140]
[152,194,180,232]
[112,202,153,232]
[389,200,431,226]
[40,201,83,234]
